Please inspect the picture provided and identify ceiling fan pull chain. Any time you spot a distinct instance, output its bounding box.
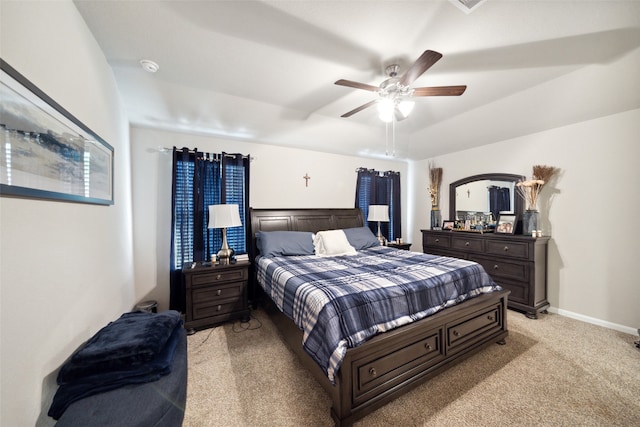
[392,118,396,157]
[385,122,389,156]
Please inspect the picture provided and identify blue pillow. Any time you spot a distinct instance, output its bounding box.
[343,227,380,250]
[256,231,315,257]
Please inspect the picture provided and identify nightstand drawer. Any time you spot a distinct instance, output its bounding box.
[192,281,244,304]
[193,298,243,320]
[191,268,247,286]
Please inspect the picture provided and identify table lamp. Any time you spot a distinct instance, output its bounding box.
[208,204,242,263]
[367,205,389,245]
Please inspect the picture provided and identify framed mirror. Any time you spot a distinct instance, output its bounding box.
[449,173,525,231]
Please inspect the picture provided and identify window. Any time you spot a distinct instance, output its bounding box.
[170,148,250,311]
[355,168,401,241]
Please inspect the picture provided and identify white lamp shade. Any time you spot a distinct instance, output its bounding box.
[208,204,242,229]
[377,98,394,123]
[367,205,389,222]
[398,100,415,118]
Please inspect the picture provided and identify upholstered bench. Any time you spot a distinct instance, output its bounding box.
[50,310,188,427]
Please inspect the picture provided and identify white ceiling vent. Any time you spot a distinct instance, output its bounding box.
[448,0,488,14]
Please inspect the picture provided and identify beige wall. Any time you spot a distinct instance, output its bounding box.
[0,1,133,426]
[409,109,640,333]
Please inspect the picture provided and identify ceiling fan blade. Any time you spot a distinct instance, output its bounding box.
[335,79,379,92]
[412,85,467,96]
[399,50,443,86]
[341,100,378,118]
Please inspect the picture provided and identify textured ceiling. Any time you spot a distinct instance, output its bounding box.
[74,0,640,160]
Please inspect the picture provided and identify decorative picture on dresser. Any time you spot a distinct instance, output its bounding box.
[495,214,516,234]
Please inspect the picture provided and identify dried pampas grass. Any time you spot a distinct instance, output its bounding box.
[516,165,559,210]
[428,163,443,207]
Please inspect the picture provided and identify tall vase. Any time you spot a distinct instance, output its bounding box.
[430,206,442,229]
[523,209,539,236]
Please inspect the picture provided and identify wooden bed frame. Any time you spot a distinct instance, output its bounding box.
[249,208,509,427]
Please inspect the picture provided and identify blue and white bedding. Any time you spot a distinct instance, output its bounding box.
[256,246,501,383]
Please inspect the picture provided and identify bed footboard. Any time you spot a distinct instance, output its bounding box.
[266,289,509,427]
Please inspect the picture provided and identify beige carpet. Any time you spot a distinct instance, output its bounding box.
[184,309,640,427]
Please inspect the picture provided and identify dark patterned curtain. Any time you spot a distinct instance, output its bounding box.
[489,186,511,220]
[169,148,250,312]
[355,168,401,241]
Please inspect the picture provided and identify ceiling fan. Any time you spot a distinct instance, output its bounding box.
[335,50,466,122]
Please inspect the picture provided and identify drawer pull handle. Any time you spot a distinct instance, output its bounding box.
[493,265,499,270]
[435,238,440,243]
[452,330,460,337]
[465,241,470,246]
[425,343,432,351]
[216,274,222,280]
[503,246,509,251]
[216,289,222,296]
[216,305,222,311]
[369,367,377,377]
[487,315,494,321]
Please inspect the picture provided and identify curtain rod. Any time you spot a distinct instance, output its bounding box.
[158,146,253,161]
[355,167,399,175]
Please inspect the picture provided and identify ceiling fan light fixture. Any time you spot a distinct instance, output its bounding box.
[377,98,394,123]
[398,100,415,118]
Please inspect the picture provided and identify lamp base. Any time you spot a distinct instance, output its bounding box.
[377,221,386,246]
[217,247,235,264]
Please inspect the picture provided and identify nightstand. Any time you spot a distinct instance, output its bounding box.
[386,242,411,251]
[182,260,250,331]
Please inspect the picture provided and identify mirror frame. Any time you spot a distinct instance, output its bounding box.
[449,173,525,223]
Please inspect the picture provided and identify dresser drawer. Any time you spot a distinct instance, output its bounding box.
[423,233,451,249]
[451,236,484,252]
[485,240,529,260]
[471,255,530,283]
[495,280,528,305]
[352,327,445,406]
[191,268,247,286]
[447,304,502,352]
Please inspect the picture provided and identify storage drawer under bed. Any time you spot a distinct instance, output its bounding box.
[446,303,503,355]
[350,325,445,406]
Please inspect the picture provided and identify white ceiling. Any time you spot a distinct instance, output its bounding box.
[74,0,640,161]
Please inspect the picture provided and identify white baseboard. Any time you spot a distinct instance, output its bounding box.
[547,306,638,336]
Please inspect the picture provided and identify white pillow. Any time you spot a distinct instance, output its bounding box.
[313,230,357,257]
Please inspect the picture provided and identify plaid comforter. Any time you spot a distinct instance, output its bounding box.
[256,246,500,383]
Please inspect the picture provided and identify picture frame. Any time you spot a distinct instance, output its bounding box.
[0,59,114,205]
[442,220,455,230]
[495,214,517,234]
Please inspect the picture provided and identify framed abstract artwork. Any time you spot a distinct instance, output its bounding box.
[0,59,113,205]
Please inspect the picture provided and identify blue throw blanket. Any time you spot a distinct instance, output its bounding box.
[256,246,501,383]
[49,310,183,419]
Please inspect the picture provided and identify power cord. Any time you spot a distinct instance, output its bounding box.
[232,311,263,333]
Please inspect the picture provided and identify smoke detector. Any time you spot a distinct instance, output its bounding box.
[140,59,159,73]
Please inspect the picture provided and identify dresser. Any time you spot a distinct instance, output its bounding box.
[421,230,549,319]
[182,260,250,331]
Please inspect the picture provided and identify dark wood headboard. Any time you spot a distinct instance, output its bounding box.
[249,207,364,258]
[247,208,365,304]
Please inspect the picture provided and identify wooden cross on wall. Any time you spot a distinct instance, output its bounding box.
[303,173,311,187]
